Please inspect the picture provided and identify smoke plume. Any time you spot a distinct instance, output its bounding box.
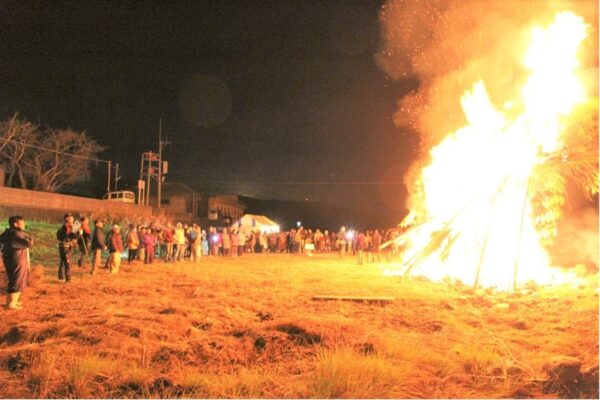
[376,0,598,203]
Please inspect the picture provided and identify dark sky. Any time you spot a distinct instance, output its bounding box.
[0,0,418,223]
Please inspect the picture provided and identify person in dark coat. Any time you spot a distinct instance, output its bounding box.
[90,219,106,275]
[0,215,33,310]
[56,212,78,282]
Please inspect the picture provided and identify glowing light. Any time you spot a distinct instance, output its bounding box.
[398,12,590,290]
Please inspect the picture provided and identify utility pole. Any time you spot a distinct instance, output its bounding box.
[138,120,169,208]
[138,156,145,205]
[158,120,162,208]
[107,160,111,198]
[158,119,170,209]
[139,151,162,207]
[114,162,120,191]
[146,156,151,206]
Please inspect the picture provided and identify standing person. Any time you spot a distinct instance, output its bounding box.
[155,227,165,260]
[365,231,373,263]
[294,228,303,253]
[201,229,209,256]
[259,231,268,253]
[314,229,323,253]
[77,216,92,267]
[209,227,218,256]
[248,231,256,253]
[286,230,294,253]
[230,229,239,257]
[356,231,366,265]
[90,219,106,275]
[324,230,331,253]
[126,225,139,264]
[372,229,382,263]
[277,231,286,253]
[337,226,347,258]
[237,229,246,256]
[142,227,156,264]
[174,223,186,261]
[56,213,78,282]
[136,224,145,262]
[162,223,174,262]
[222,228,231,257]
[107,224,124,274]
[187,225,198,260]
[192,225,202,261]
[0,216,33,310]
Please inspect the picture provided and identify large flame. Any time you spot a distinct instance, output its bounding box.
[395,12,590,290]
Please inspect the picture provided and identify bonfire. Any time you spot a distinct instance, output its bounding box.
[388,11,598,291]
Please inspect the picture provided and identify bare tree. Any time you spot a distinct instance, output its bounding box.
[0,114,39,188]
[0,114,105,192]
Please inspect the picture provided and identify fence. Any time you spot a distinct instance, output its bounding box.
[0,186,156,222]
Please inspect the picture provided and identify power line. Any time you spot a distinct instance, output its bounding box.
[189,179,405,186]
[0,136,109,164]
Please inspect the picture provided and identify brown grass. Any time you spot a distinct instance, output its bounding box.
[0,253,598,398]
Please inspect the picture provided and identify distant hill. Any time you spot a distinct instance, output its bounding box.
[239,196,398,231]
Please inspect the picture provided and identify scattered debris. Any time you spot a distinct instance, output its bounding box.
[311,295,394,304]
[6,353,27,372]
[151,377,184,397]
[511,319,528,330]
[191,321,212,330]
[256,312,273,321]
[0,326,25,345]
[425,320,443,332]
[355,342,375,355]
[275,323,321,346]
[254,337,267,351]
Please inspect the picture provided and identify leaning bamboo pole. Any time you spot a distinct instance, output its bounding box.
[473,200,496,291]
[512,178,532,291]
[378,222,424,251]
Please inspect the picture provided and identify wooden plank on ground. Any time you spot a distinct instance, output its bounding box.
[312,295,395,303]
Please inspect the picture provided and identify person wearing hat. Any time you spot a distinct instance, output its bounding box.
[0,215,33,310]
[107,224,124,274]
[56,212,78,282]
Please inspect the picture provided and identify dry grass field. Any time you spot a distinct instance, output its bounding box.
[0,223,598,398]
[0,256,597,398]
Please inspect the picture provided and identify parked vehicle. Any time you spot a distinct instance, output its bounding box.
[103,191,135,204]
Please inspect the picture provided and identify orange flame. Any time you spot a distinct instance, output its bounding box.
[393,12,590,290]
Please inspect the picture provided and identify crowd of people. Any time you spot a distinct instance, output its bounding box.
[1,212,405,310]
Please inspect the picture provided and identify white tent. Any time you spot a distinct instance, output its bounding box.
[230,214,280,234]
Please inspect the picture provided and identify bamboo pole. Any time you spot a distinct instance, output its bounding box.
[378,222,424,251]
[473,203,495,291]
[512,178,532,291]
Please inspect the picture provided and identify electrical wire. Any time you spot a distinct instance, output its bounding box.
[0,136,109,164]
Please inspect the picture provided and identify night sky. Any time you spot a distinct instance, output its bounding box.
[1,1,419,223]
